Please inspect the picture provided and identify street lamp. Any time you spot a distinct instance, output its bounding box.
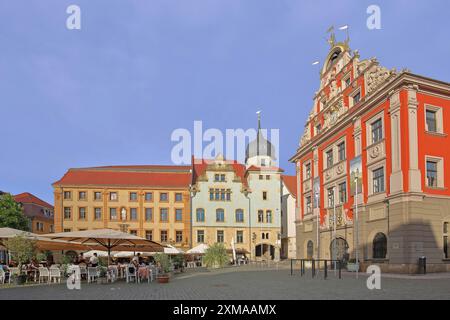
[333,186,337,271]
[355,168,360,279]
[315,189,320,261]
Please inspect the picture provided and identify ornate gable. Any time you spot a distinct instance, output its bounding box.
[298,31,398,148]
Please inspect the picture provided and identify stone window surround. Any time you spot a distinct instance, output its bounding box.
[367,161,387,200]
[348,86,362,108]
[216,208,225,222]
[78,207,87,220]
[323,176,347,209]
[303,161,312,181]
[424,104,444,135]
[341,73,351,90]
[424,155,445,189]
[144,207,153,222]
[197,230,205,243]
[94,207,102,220]
[63,206,72,220]
[235,209,245,223]
[129,191,138,202]
[93,191,103,201]
[304,192,313,215]
[323,136,347,170]
[365,111,385,147]
[78,191,87,201]
[195,207,205,222]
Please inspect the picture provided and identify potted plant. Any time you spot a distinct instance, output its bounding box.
[203,243,228,269]
[172,254,185,273]
[346,259,360,272]
[60,254,74,277]
[3,235,36,285]
[154,253,171,283]
[97,266,108,284]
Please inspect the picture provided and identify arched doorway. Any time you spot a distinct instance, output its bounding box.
[330,238,349,263]
[372,233,387,259]
[255,244,275,260]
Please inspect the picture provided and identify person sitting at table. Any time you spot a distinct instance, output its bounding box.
[78,252,85,264]
[89,253,99,267]
[131,253,140,268]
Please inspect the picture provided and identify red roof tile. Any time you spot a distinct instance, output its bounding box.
[53,166,192,188]
[192,158,248,187]
[246,165,284,173]
[282,175,297,198]
[13,192,53,209]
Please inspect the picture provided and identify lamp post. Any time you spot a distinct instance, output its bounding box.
[333,186,337,272]
[355,168,359,279]
[315,189,320,261]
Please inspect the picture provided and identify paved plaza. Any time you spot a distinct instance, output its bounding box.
[1,265,449,300]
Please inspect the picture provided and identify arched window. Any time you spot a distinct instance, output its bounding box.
[373,233,387,259]
[266,210,272,224]
[216,209,224,222]
[258,210,264,223]
[235,209,244,223]
[196,208,205,222]
[307,240,314,259]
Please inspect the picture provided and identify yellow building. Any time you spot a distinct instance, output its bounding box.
[53,165,192,250]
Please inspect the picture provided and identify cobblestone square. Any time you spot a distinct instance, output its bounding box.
[1,266,449,300]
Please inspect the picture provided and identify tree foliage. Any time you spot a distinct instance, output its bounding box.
[0,194,29,231]
[154,253,171,274]
[203,243,228,268]
[3,235,36,274]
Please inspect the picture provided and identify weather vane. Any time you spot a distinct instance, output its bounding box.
[326,25,336,48]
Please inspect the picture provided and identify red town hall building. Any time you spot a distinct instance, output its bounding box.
[290,37,450,273]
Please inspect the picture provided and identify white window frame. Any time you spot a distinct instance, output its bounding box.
[366,112,385,147]
[368,165,386,196]
[349,87,361,108]
[303,161,312,181]
[304,193,312,215]
[425,155,445,189]
[424,104,444,134]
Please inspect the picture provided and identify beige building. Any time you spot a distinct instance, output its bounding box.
[53,165,192,250]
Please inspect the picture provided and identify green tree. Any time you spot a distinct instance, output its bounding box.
[0,193,29,231]
[3,235,36,274]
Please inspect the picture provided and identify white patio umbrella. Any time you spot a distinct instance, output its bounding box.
[0,227,89,251]
[187,243,209,254]
[164,244,183,255]
[41,229,164,264]
[83,250,108,258]
[112,251,152,258]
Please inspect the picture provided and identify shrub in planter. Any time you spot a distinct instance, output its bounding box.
[154,253,171,283]
[203,243,228,269]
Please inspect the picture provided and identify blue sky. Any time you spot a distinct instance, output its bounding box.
[1,0,449,203]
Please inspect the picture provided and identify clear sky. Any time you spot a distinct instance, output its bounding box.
[1,0,449,203]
